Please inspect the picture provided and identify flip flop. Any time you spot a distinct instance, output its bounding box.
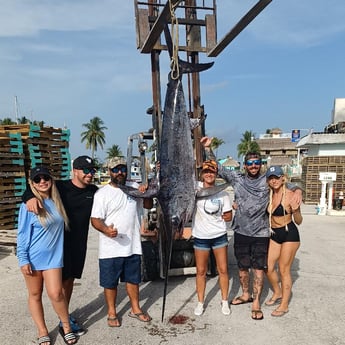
[251,310,264,320]
[107,316,121,327]
[38,335,51,345]
[271,309,289,317]
[128,311,152,322]
[58,327,78,344]
[265,297,282,306]
[230,296,253,305]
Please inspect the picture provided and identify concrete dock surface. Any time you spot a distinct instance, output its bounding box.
[1,204,344,345]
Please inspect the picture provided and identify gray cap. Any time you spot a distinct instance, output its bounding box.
[108,157,127,168]
[266,165,284,178]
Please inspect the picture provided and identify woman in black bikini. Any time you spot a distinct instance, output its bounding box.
[264,166,303,317]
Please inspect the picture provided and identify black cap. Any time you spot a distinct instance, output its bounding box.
[30,166,52,180]
[73,155,95,169]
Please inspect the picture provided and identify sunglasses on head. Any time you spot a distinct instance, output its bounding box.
[80,168,96,175]
[111,166,127,174]
[33,175,51,183]
[246,159,261,166]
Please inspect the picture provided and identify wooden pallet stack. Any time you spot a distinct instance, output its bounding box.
[0,124,71,240]
[301,156,345,204]
[1,124,71,180]
[0,132,26,232]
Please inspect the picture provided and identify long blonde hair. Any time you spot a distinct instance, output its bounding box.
[267,176,289,232]
[29,178,69,230]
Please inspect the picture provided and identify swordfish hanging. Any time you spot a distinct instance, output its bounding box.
[157,24,214,322]
[115,24,215,322]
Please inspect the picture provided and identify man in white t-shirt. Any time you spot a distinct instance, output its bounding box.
[91,157,153,327]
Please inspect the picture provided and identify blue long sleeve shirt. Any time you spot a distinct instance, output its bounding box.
[17,199,64,270]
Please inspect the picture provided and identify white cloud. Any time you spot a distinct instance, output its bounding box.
[216,0,345,47]
[0,0,133,37]
[0,0,344,161]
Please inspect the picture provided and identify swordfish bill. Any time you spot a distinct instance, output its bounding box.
[158,58,213,322]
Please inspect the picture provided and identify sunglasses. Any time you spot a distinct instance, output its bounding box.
[246,159,261,166]
[204,199,221,215]
[33,175,51,183]
[111,166,127,174]
[80,168,97,175]
[203,169,216,174]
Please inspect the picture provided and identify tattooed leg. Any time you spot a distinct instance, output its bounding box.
[252,269,264,310]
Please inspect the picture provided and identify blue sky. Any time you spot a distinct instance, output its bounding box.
[1,0,345,162]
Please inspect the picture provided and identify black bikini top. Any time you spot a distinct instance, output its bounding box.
[272,204,289,217]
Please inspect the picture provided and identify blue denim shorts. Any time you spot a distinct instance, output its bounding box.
[99,254,141,288]
[193,233,228,251]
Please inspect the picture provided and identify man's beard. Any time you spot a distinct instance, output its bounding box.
[246,170,260,179]
[111,175,126,185]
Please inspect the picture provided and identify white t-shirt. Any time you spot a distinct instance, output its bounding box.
[91,184,143,259]
[192,183,231,239]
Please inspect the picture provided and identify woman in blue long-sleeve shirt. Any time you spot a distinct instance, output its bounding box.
[17,166,77,345]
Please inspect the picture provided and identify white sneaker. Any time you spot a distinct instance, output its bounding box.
[194,302,204,316]
[221,300,231,315]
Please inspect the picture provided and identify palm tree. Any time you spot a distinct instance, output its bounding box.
[210,137,225,158]
[106,144,122,159]
[237,130,260,159]
[81,117,107,158]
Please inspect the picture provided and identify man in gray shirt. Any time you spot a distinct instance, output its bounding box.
[201,137,301,320]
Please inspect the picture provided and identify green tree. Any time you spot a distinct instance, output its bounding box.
[92,156,102,168]
[32,120,45,128]
[17,116,30,124]
[237,130,260,159]
[210,137,225,158]
[81,117,107,158]
[106,144,122,159]
[0,117,16,125]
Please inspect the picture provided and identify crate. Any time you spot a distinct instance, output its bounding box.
[0,198,21,230]
[301,155,345,204]
[302,165,327,174]
[328,156,345,164]
[0,124,71,230]
[302,156,330,165]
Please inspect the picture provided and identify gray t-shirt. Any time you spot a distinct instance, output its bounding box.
[217,167,270,238]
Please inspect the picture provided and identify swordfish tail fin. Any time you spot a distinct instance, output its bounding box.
[178,58,214,75]
[163,24,214,75]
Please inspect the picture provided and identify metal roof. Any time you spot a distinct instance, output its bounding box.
[296,133,345,147]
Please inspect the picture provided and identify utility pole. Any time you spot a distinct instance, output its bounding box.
[14,95,19,123]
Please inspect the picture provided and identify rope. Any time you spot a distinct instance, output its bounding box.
[169,0,180,79]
